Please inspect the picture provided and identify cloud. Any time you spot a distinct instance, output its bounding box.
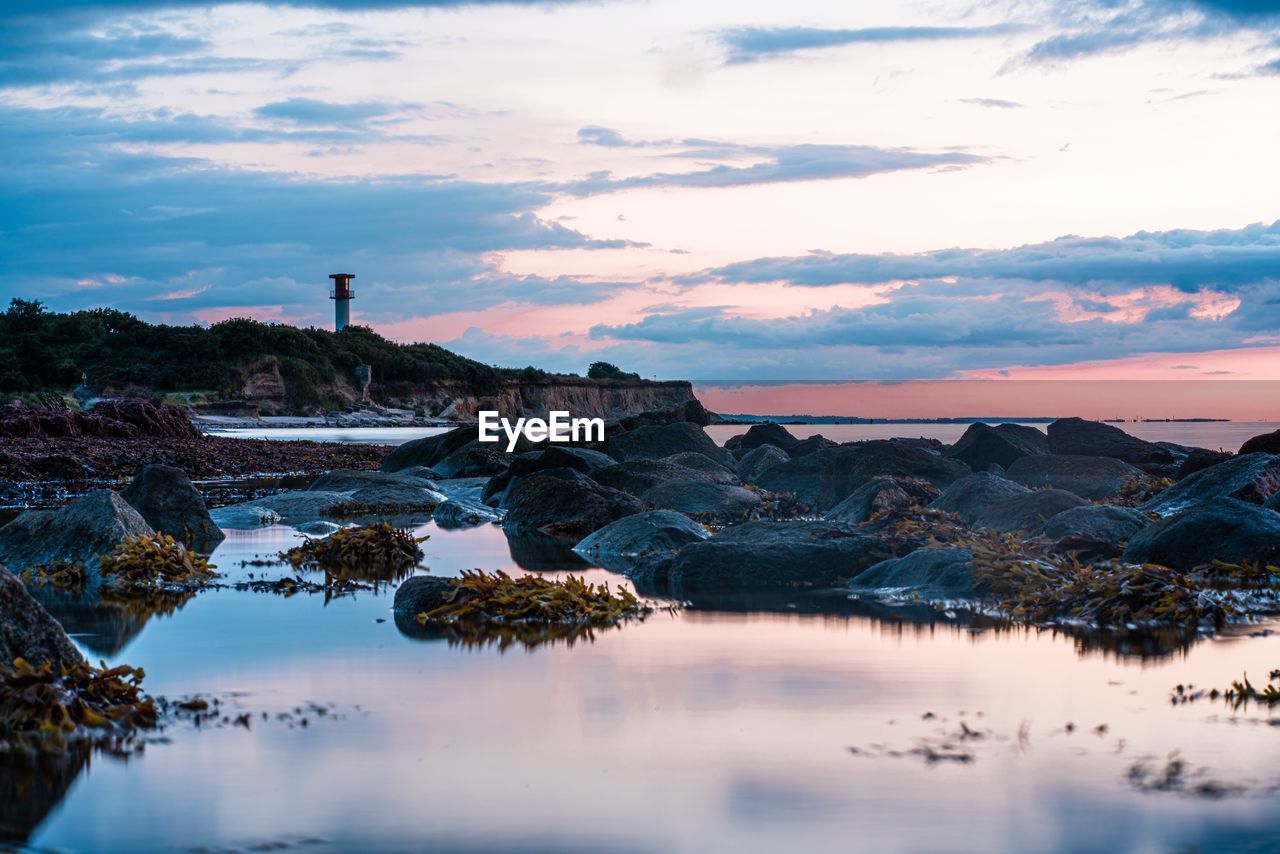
[959,97,1023,108]
[254,98,415,127]
[716,24,1029,65]
[576,126,631,147]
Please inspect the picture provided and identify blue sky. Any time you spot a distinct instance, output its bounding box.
[2,0,1280,379]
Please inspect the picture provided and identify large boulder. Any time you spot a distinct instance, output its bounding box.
[824,477,939,523]
[0,490,153,578]
[736,444,790,484]
[572,510,710,574]
[1031,504,1150,544]
[211,490,349,528]
[1122,498,1280,570]
[592,458,736,497]
[1240,429,1280,456]
[501,474,644,537]
[392,575,455,618]
[633,520,892,593]
[1176,448,1234,480]
[787,434,838,458]
[431,445,516,478]
[640,481,762,523]
[945,423,1048,471]
[755,440,970,512]
[482,446,617,505]
[381,426,475,472]
[309,469,440,492]
[849,548,978,599]
[928,473,1032,525]
[1139,453,1280,517]
[121,464,224,552]
[616,398,713,429]
[735,422,800,452]
[1005,454,1145,501]
[973,489,1089,532]
[0,567,85,669]
[347,482,447,507]
[659,452,740,484]
[1047,418,1181,473]
[606,422,734,467]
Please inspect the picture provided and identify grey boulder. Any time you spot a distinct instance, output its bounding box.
[1005,454,1145,501]
[928,473,1032,525]
[1031,504,1150,543]
[121,464,224,552]
[502,474,645,537]
[1138,453,1280,517]
[573,510,710,573]
[945,423,1047,471]
[0,490,153,579]
[0,567,85,669]
[606,422,735,467]
[973,489,1089,532]
[850,547,978,599]
[824,477,940,523]
[1122,498,1280,570]
[736,444,790,484]
[640,481,762,523]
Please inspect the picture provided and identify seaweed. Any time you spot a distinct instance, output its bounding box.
[280,523,427,581]
[98,533,217,587]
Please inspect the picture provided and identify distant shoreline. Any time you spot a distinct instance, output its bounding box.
[715,415,1233,425]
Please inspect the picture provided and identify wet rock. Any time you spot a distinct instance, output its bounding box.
[502,474,645,537]
[431,445,516,478]
[736,444,790,484]
[392,575,455,618]
[572,510,710,573]
[1122,498,1280,570]
[1031,504,1150,544]
[433,499,504,528]
[121,464,224,551]
[1240,429,1280,456]
[211,490,348,528]
[0,567,85,669]
[849,548,978,599]
[640,481,762,523]
[659,452,740,484]
[945,423,1047,471]
[824,477,940,524]
[1005,454,1145,501]
[928,473,1032,525]
[592,458,737,497]
[756,440,970,512]
[0,491,153,578]
[482,446,617,505]
[381,425,475,473]
[308,468,440,492]
[734,422,800,452]
[606,422,735,467]
[1138,453,1280,517]
[347,482,447,506]
[787,434,838,458]
[616,398,713,429]
[633,520,893,593]
[1047,417,1179,473]
[1175,448,1234,480]
[974,489,1089,532]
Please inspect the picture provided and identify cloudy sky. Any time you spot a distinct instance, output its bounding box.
[3,0,1280,381]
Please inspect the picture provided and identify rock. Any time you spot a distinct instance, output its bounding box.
[1005,454,1145,501]
[346,482,447,507]
[572,510,710,573]
[120,464,224,552]
[824,477,940,523]
[1138,453,1280,517]
[592,458,738,497]
[210,490,349,528]
[431,445,516,478]
[735,422,800,452]
[504,531,593,572]
[640,481,762,523]
[1047,417,1178,473]
[973,489,1089,532]
[755,440,970,512]
[392,575,456,617]
[945,423,1047,471]
[849,548,978,599]
[616,398,714,429]
[1122,498,1280,570]
[308,469,440,492]
[634,520,893,593]
[0,567,85,669]
[295,521,340,535]
[380,426,475,472]
[1176,448,1234,480]
[787,434,838,458]
[736,444,790,484]
[502,474,645,537]
[482,446,617,505]
[0,491,153,578]
[1031,504,1150,543]
[1240,429,1280,456]
[659,452,740,484]
[928,473,1032,525]
[606,422,735,467]
[433,499,503,528]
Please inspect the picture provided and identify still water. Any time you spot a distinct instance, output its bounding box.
[14,420,1280,852]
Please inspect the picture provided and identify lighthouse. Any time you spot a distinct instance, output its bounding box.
[329,273,355,331]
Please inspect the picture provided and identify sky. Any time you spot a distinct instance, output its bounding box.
[2,0,1280,383]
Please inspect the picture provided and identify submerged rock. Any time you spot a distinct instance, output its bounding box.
[632,520,892,593]
[1138,453,1280,517]
[1031,504,1150,544]
[1122,498,1280,570]
[756,440,970,512]
[735,444,790,484]
[928,473,1032,525]
[974,489,1089,532]
[433,499,503,528]
[1005,454,1144,501]
[0,490,153,577]
[945,423,1047,471]
[849,547,978,599]
[824,477,940,524]
[121,464,224,551]
[640,481,762,522]
[0,567,85,669]
[606,422,735,467]
[502,474,644,537]
[572,510,710,573]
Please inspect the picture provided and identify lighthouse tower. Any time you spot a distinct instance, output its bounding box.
[329,273,355,331]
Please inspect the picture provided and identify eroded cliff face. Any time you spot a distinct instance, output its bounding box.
[379,378,699,422]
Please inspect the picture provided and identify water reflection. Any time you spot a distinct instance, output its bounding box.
[0,749,89,846]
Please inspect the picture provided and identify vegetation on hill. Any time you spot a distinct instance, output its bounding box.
[0,299,610,408]
[587,361,642,381]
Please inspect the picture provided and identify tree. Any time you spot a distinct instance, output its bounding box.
[587,361,640,380]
